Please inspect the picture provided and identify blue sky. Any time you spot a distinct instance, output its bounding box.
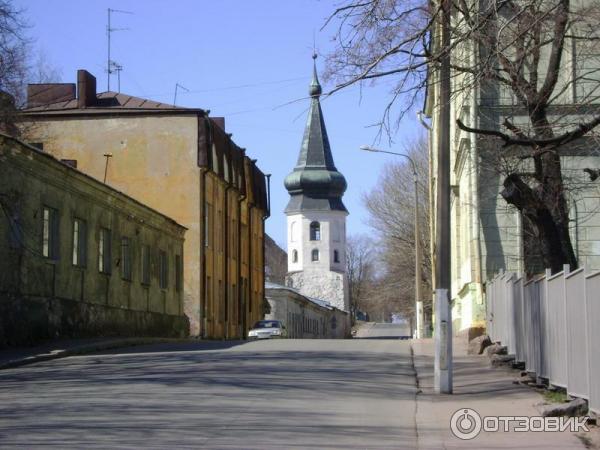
[19,0,424,248]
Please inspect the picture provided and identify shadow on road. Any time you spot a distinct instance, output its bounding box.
[0,341,418,448]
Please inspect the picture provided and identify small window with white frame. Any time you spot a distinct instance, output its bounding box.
[311,249,319,262]
[121,236,132,281]
[159,250,168,289]
[42,206,59,260]
[309,221,321,241]
[72,218,87,267]
[98,228,111,274]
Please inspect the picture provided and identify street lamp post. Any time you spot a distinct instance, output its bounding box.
[359,145,424,339]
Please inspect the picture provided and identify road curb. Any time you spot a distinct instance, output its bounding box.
[0,337,193,371]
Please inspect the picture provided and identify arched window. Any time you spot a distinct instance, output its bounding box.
[334,250,340,263]
[290,221,297,242]
[292,249,298,263]
[332,221,340,242]
[311,249,319,262]
[309,221,321,241]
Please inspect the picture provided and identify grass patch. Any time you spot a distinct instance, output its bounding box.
[543,389,568,403]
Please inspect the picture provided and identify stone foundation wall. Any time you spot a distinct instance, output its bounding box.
[0,293,189,348]
[287,270,349,312]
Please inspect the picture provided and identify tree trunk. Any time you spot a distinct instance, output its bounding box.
[501,173,577,274]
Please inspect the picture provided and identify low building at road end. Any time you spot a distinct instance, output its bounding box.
[0,134,189,347]
[265,282,349,339]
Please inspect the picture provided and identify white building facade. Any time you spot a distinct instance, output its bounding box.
[284,55,350,313]
[426,2,600,336]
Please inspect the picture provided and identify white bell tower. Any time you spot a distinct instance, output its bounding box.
[283,54,349,312]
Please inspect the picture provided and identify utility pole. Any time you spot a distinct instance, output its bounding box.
[359,145,423,339]
[434,0,453,394]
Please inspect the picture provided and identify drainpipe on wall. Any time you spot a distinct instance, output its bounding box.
[470,49,484,307]
[199,113,213,339]
[248,202,254,330]
[199,166,207,338]
[265,174,271,219]
[237,148,247,339]
[237,190,246,339]
[261,174,271,323]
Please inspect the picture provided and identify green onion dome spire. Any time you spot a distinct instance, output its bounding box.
[284,54,347,213]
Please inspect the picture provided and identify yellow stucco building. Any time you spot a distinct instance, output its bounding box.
[20,70,269,339]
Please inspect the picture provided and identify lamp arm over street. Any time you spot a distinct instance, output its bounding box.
[359,145,417,176]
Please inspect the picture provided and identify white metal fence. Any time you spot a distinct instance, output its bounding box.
[486,265,600,414]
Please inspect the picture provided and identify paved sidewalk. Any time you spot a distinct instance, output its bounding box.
[0,337,190,370]
[412,338,591,449]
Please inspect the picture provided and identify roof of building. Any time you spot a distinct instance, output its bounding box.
[21,70,205,116]
[24,91,192,112]
[22,91,205,116]
[265,281,339,311]
[283,55,347,214]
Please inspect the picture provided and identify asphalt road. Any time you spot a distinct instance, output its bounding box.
[0,328,417,449]
[356,322,412,339]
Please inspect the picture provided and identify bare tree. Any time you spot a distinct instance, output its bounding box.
[362,136,432,322]
[346,234,376,321]
[0,2,62,136]
[0,0,28,134]
[324,0,600,273]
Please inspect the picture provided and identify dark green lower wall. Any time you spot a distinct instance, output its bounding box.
[0,293,190,348]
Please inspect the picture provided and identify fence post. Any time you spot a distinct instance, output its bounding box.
[563,264,570,390]
[541,268,551,382]
[584,266,592,408]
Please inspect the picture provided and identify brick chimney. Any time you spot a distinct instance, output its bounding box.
[77,70,97,108]
[212,117,225,131]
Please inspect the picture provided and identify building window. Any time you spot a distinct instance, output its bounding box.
[141,245,150,285]
[98,228,111,274]
[311,249,319,262]
[332,221,340,242]
[290,221,297,242]
[219,280,224,321]
[72,218,87,267]
[42,206,59,260]
[159,250,168,289]
[204,276,211,316]
[121,237,132,281]
[309,221,320,241]
[292,249,298,263]
[204,202,212,248]
[246,278,251,313]
[175,254,182,292]
[334,249,340,263]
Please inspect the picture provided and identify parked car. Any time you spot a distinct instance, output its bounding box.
[248,320,287,339]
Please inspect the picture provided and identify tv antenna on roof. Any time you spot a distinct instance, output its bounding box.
[174,83,189,106]
[107,8,133,92]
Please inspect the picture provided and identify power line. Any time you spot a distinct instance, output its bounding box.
[139,76,308,98]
